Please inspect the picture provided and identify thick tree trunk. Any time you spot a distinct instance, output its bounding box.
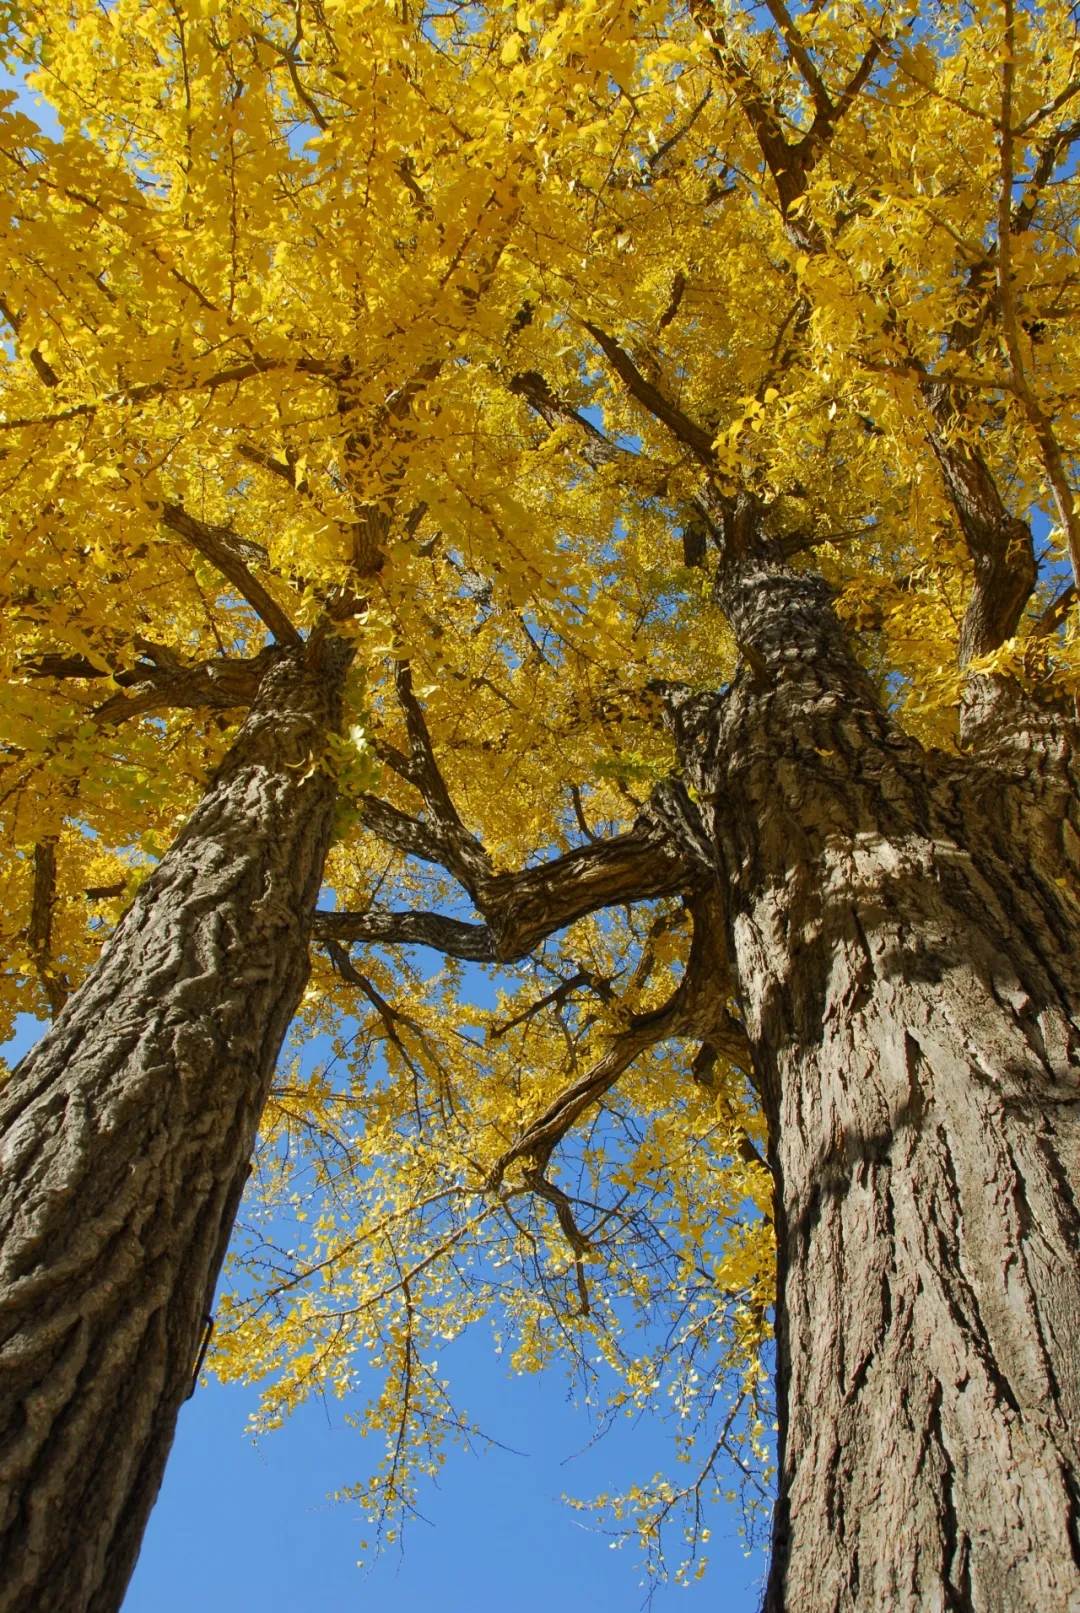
[0,640,349,1613]
[686,553,1080,1611]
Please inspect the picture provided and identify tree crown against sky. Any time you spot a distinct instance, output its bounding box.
[2,0,1079,1586]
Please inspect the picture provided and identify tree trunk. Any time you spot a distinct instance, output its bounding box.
[0,640,349,1613]
[686,552,1080,1611]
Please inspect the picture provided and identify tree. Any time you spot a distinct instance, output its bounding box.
[2,1,1080,1610]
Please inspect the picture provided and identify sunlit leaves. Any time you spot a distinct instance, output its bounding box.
[3,0,1079,1586]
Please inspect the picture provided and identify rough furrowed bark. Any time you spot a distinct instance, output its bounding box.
[684,552,1080,1612]
[0,640,351,1613]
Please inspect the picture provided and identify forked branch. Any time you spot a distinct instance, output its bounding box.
[319,798,695,965]
[19,642,282,726]
[487,891,746,1186]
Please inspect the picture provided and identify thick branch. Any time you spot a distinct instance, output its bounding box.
[583,323,717,466]
[705,0,1035,660]
[323,794,696,966]
[995,15,1080,594]
[927,424,1036,663]
[92,647,281,726]
[482,807,696,962]
[313,909,496,962]
[18,643,279,725]
[355,795,453,868]
[27,841,68,1017]
[158,503,302,648]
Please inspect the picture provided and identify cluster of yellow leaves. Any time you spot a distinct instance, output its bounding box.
[2,0,1079,1580]
[218,900,773,1576]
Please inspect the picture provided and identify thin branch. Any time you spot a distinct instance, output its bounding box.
[1015,79,1080,136]
[1033,581,1076,638]
[570,783,599,842]
[488,891,745,1184]
[522,1167,592,1315]
[833,36,882,124]
[1013,117,1080,233]
[761,0,833,119]
[236,442,303,488]
[0,354,346,432]
[488,971,594,1041]
[387,660,494,890]
[508,370,638,470]
[0,293,59,388]
[648,90,713,172]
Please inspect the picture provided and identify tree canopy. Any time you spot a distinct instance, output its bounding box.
[3,0,1079,1586]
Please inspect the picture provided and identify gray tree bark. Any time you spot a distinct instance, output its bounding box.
[0,639,350,1613]
[675,548,1080,1611]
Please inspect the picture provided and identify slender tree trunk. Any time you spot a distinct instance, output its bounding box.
[685,552,1080,1611]
[0,640,350,1613]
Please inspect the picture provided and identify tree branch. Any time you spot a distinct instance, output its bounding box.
[489,970,601,1040]
[691,0,878,242]
[157,502,303,647]
[386,662,494,891]
[761,0,833,119]
[19,642,282,725]
[926,423,1036,663]
[583,323,717,466]
[0,294,60,389]
[27,841,68,1017]
[509,370,634,469]
[995,9,1080,594]
[235,442,305,489]
[487,890,745,1183]
[648,89,714,172]
[349,796,447,868]
[1033,582,1076,639]
[322,790,696,965]
[313,909,496,962]
[91,646,281,726]
[0,354,349,432]
[19,653,111,680]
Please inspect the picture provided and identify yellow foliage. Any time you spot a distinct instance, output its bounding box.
[2,0,1078,1583]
